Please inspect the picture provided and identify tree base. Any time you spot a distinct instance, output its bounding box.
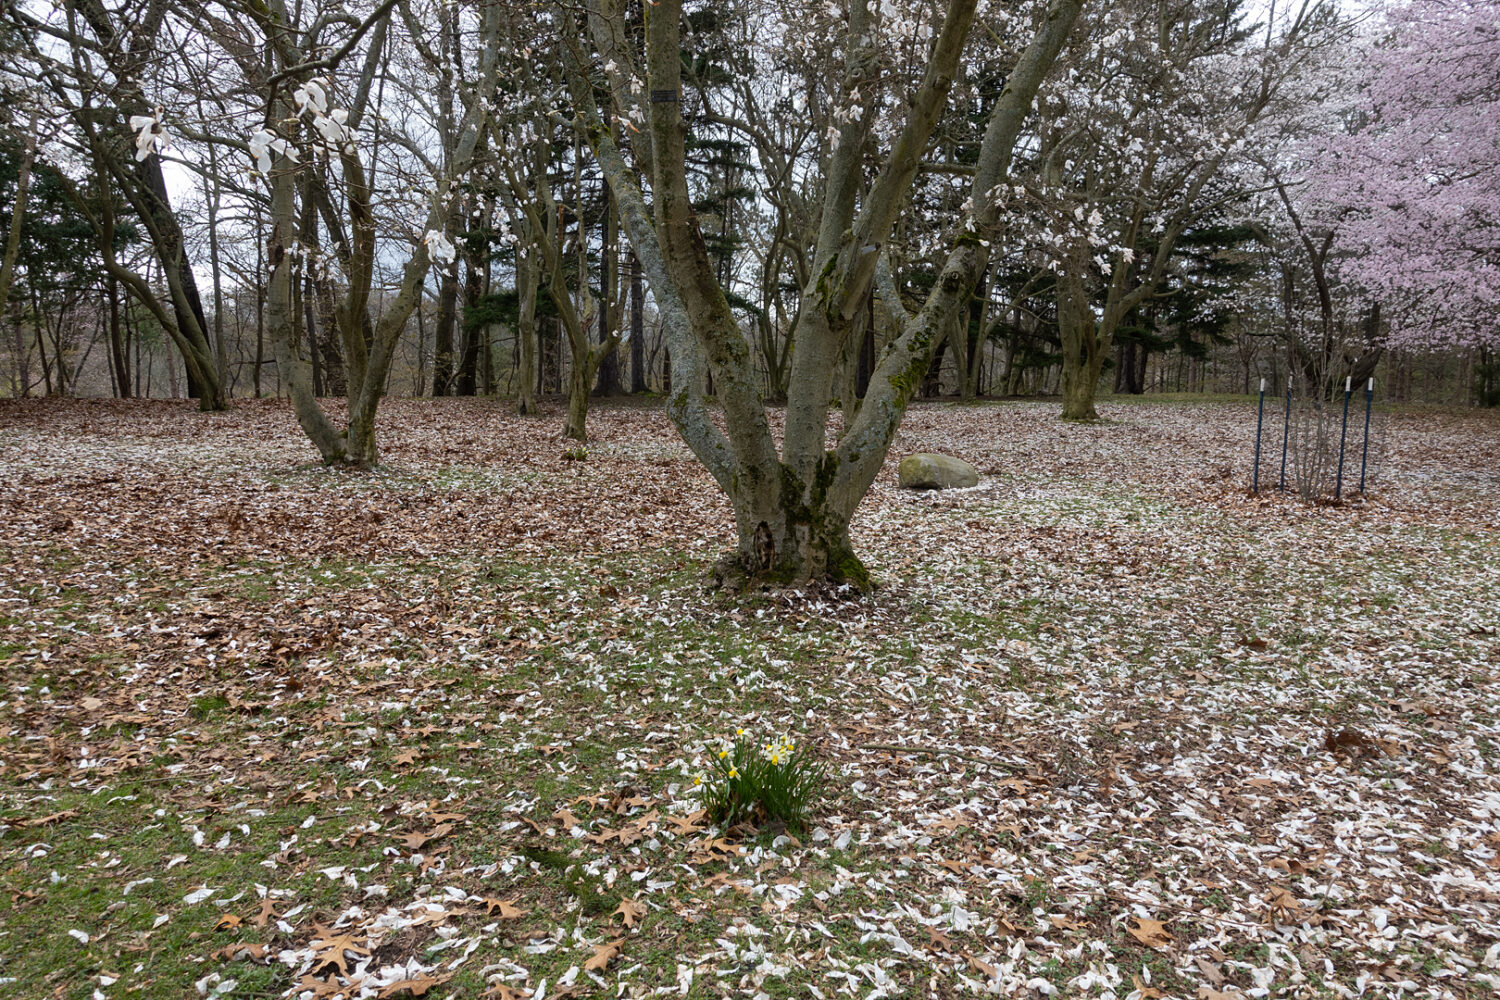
[708,548,874,596]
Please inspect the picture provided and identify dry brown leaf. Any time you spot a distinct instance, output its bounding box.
[378,973,452,998]
[1126,917,1173,950]
[1132,973,1166,999]
[295,974,352,999]
[613,897,646,928]
[483,898,527,920]
[309,924,371,976]
[665,811,707,836]
[395,823,452,851]
[15,809,79,828]
[249,898,279,929]
[925,926,955,951]
[584,937,626,972]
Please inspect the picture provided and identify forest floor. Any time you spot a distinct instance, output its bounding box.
[0,395,1497,1000]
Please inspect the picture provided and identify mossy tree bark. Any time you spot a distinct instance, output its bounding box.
[569,0,1080,586]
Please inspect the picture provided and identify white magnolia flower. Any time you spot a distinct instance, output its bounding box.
[293,79,328,117]
[128,111,167,162]
[248,128,298,173]
[423,230,457,266]
[313,108,350,145]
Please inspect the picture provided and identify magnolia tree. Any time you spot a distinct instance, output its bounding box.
[11,0,507,458]
[1304,0,1500,351]
[487,16,625,440]
[253,0,503,466]
[1008,0,1338,420]
[566,0,1083,587]
[11,0,230,409]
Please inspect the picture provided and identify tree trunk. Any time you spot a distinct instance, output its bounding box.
[628,252,645,393]
[108,276,130,398]
[564,359,592,441]
[516,251,539,414]
[1057,261,1105,420]
[314,277,348,396]
[433,260,459,396]
[0,113,37,322]
[456,257,483,395]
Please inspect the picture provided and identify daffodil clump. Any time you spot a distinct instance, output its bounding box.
[696,729,823,831]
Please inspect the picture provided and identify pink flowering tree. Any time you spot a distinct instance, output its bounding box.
[1306,0,1500,352]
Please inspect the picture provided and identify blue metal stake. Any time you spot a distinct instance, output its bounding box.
[1279,376,1292,491]
[1253,378,1266,492]
[1359,377,1374,494]
[1335,376,1352,500]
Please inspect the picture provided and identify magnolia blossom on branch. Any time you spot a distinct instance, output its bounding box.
[423,229,457,267]
[248,128,297,174]
[127,110,168,162]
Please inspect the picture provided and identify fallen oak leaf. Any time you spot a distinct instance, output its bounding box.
[664,811,707,836]
[378,973,453,998]
[1133,973,1166,999]
[296,974,353,999]
[249,898,279,929]
[14,809,79,828]
[308,924,371,976]
[482,898,527,920]
[395,823,453,851]
[584,937,626,972]
[924,926,956,951]
[1126,917,1173,950]
[214,913,242,932]
[613,897,646,928]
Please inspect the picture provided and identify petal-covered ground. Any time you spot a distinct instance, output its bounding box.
[0,396,1496,1000]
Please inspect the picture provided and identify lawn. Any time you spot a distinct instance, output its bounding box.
[0,396,1497,1000]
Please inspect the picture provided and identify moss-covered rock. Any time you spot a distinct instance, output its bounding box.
[897,453,979,490]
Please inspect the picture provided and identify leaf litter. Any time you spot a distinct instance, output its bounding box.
[0,396,1496,999]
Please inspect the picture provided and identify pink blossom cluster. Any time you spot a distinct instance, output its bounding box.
[1307,0,1500,349]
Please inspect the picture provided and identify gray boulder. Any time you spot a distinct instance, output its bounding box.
[898,453,979,490]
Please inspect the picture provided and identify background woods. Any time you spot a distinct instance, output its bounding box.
[0,0,1495,573]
